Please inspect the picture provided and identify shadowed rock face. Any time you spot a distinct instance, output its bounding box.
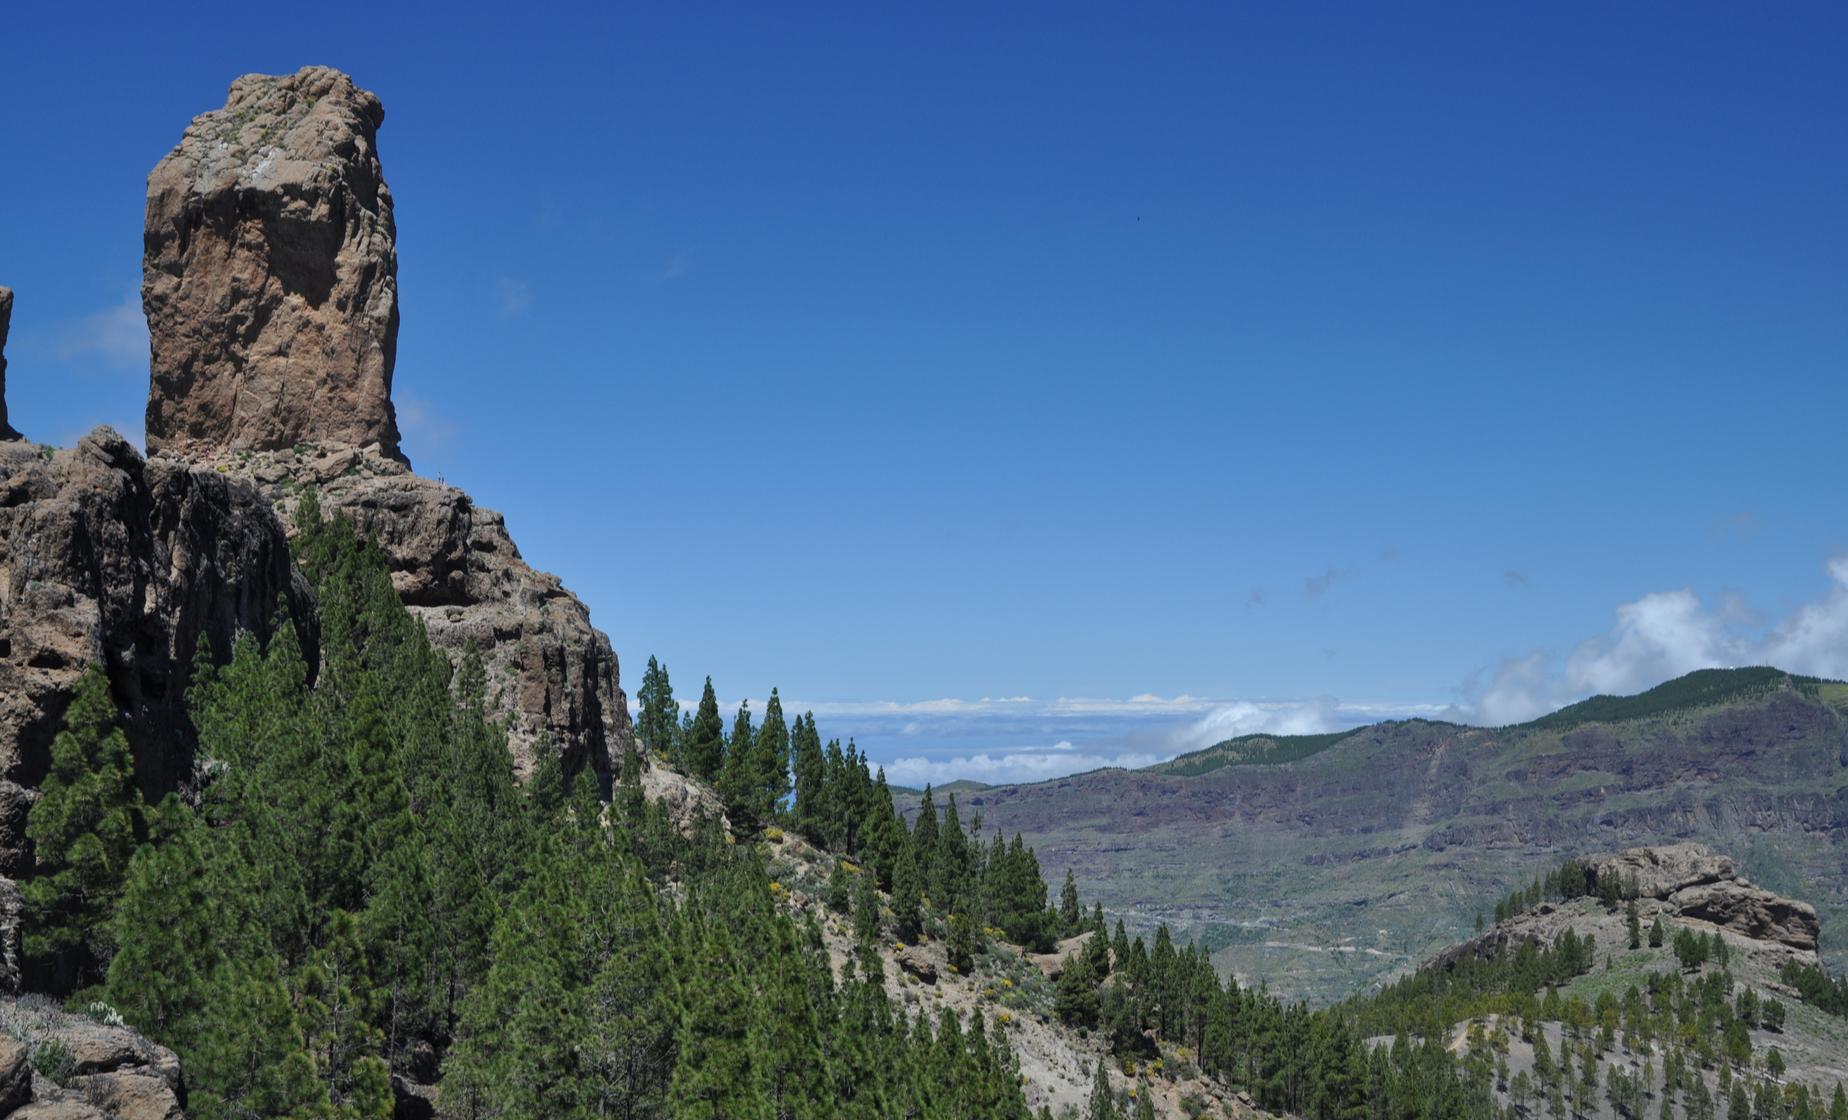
[0,288,17,440]
[143,66,403,462]
[0,431,315,877]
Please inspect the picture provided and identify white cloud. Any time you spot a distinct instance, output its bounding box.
[1564,589,1723,696]
[1758,556,1848,680]
[1466,553,1848,724]
[881,747,1169,788]
[52,294,147,370]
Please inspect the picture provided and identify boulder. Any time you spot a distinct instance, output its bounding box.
[896,944,937,984]
[66,1071,183,1120]
[0,1035,30,1115]
[143,67,403,463]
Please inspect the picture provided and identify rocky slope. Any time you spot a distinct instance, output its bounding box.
[929,671,1848,1002]
[1412,844,1848,1120]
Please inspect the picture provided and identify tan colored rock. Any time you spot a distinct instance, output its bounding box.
[0,1034,29,1115]
[9,1102,108,1120]
[0,287,18,440]
[895,943,937,984]
[67,1071,184,1120]
[1584,842,1736,900]
[0,430,314,876]
[1587,842,1820,953]
[1030,931,1096,980]
[143,67,403,462]
[198,442,632,779]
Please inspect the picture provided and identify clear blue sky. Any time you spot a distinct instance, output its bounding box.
[4,3,1844,781]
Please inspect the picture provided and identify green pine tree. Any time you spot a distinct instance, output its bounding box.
[635,656,679,763]
[22,665,145,988]
[685,677,726,781]
[1088,1057,1119,1120]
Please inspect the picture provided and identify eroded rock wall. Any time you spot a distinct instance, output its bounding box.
[0,431,314,876]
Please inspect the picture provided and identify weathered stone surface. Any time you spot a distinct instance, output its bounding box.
[66,1071,184,1120]
[0,429,315,875]
[190,441,631,780]
[1428,843,1823,974]
[0,288,18,441]
[136,67,635,783]
[895,943,937,984]
[0,998,184,1118]
[1584,843,1821,953]
[1583,843,1736,901]
[144,67,403,462]
[0,1034,30,1116]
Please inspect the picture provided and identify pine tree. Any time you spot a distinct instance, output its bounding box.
[892,845,924,941]
[635,656,678,763]
[685,677,726,781]
[22,665,145,988]
[1060,870,1082,935]
[791,712,827,840]
[718,700,757,820]
[752,688,790,820]
[1628,899,1642,950]
[1088,1058,1119,1120]
[1649,914,1665,948]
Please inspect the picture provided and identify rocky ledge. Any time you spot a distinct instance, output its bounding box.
[0,997,184,1118]
[1427,842,1822,973]
[185,441,626,778]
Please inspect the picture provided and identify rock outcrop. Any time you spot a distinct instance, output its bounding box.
[0,289,18,441]
[1426,843,1823,975]
[143,67,403,463]
[139,68,632,780]
[0,431,315,878]
[0,997,185,1118]
[1584,843,1820,953]
[193,442,627,778]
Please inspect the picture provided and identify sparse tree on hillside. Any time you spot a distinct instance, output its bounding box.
[635,656,678,763]
[1088,1058,1119,1120]
[1650,915,1666,948]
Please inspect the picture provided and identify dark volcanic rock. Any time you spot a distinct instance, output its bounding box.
[143,67,403,462]
[0,287,18,441]
[0,429,314,875]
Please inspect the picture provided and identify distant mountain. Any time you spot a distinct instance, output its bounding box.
[916,668,1848,1003]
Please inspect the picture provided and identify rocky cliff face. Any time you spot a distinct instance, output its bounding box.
[0,289,17,441]
[196,442,627,779]
[0,431,314,877]
[139,67,632,781]
[143,67,403,463]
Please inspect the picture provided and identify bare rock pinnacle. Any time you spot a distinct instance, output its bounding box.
[143,67,404,462]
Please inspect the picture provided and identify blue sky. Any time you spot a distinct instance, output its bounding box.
[3,3,1845,783]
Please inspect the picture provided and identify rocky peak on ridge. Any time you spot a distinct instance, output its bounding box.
[143,66,403,462]
[140,67,632,780]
